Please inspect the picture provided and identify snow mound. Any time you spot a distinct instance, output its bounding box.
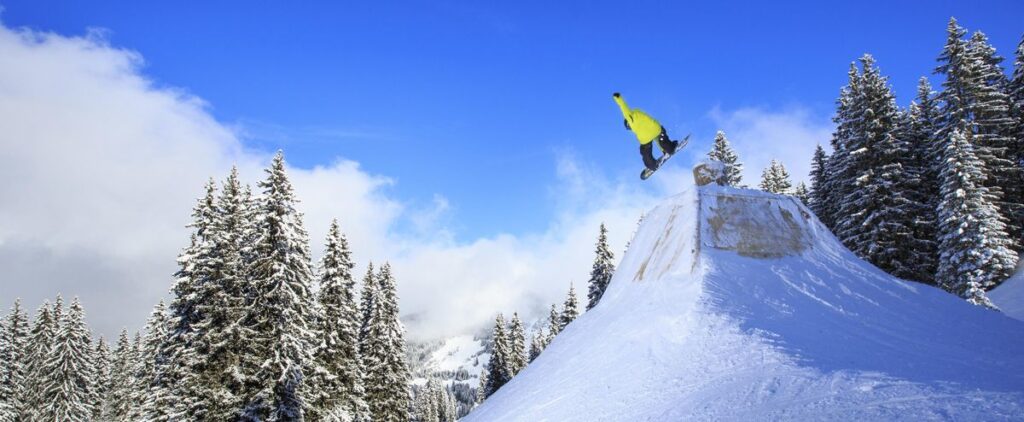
[465,183,1024,421]
[991,269,1024,322]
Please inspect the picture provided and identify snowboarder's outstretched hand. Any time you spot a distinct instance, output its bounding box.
[613,92,621,98]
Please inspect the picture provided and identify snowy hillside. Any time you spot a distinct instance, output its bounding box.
[409,334,488,388]
[465,182,1024,421]
[991,269,1024,322]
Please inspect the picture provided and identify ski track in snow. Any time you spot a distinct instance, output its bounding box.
[465,185,1024,421]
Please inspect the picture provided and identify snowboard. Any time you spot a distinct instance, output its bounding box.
[640,134,689,180]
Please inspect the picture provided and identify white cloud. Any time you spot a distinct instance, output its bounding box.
[0,22,671,341]
[707,106,833,187]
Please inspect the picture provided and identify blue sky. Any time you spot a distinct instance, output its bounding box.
[4,0,1022,240]
[1,1,1022,338]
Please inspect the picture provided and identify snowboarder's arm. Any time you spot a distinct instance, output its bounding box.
[613,93,632,121]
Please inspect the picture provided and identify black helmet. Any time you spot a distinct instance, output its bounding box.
[623,118,631,130]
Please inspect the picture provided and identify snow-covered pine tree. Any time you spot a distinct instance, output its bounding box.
[362,263,411,422]
[433,381,457,422]
[244,151,320,421]
[545,304,560,343]
[707,130,744,186]
[936,129,1018,307]
[312,219,369,421]
[507,313,526,376]
[136,301,175,421]
[0,307,10,421]
[967,31,1023,250]
[20,301,55,421]
[416,378,458,422]
[528,330,544,363]
[483,314,511,398]
[586,224,616,311]
[793,182,810,205]
[808,145,831,225]
[836,55,937,283]
[936,19,1023,251]
[907,77,943,283]
[913,77,942,197]
[163,180,218,419]
[52,295,64,329]
[759,159,792,194]
[415,379,439,422]
[822,62,864,235]
[103,329,134,420]
[41,297,95,421]
[475,370,487,404]
[0,300,28,421]
[359,262,377,348]
[559,285,580,332]
[90,336,111,420]
[1010,36,1024,166]
[189,166,257,420]
[0,315,11,422]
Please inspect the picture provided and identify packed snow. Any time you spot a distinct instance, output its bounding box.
[465,183,1024,421]
[991,268,1024,322]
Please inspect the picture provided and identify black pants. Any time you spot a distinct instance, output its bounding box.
[640,127,676,170]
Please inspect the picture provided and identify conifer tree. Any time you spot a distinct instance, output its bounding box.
[483,314,511,398]
[416,377,457,422]
[416,380,440,422]
[936,129,1018,307]
[244,151,320,421]
[0,300,28,421]
[52,295,64,329]
[475,370,487,404]
[359,262,377,348]
[559,285,580,332]
[759,159,792,194]
[808,145,831,225]
[936,19,1022,249]
[104,329,134,420]
[163,180,218,419]
[967,31,1023,248]
[822,63,864,235]
[586,224,616,311]
[20,301,55,420]
[908,77,943,282]
[834,55,937,282]
[190,166,257,420]
[793,182,810,205]
[507,313,527,376]
[435,381,458,422]
[0,310,10,422]
[528,330,545,363]
[913,77,942,197]
[41,297,95,421]
[545,304,560,343]
[312,219,369,421]
[1010,36,1024,161]
[90,336,111,420]
[136,301,175,421]
[707,131,744,186]
[362,263,411,422]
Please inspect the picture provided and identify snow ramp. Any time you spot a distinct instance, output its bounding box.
[465,179,1024,421]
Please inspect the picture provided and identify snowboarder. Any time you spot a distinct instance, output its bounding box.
[613,92,686,178]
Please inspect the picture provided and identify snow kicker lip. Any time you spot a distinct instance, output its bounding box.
[701,188,814,258]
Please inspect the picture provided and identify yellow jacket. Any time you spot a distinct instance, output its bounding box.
[614,94,661,144]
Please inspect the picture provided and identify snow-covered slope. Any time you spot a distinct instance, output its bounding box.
[991,269,1024,322]
[465,184,1024,421]
[409,334,488,389]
